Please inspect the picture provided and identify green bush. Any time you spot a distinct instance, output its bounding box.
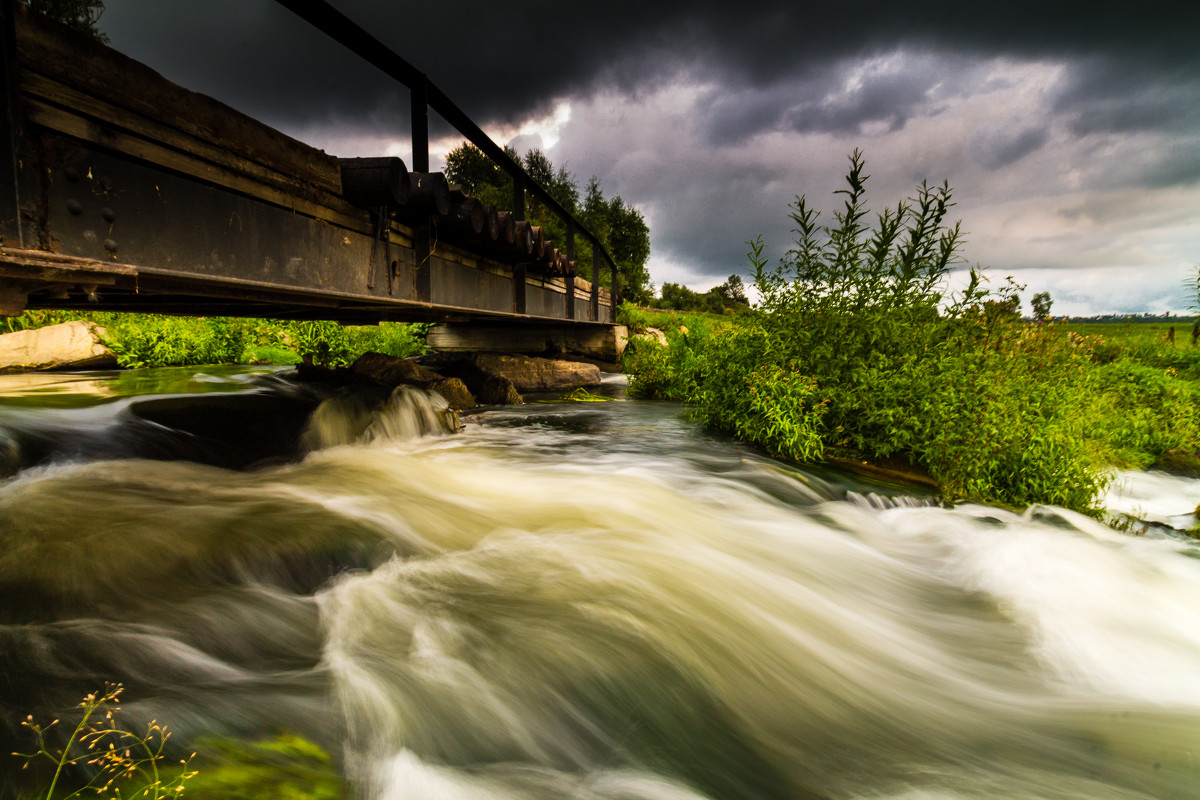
[0,311,428,368]
[627,151,1127,512]
[97,314,256,368]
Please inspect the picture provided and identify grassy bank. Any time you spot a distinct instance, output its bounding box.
[1,311,427,368]
[621,153,1200,514]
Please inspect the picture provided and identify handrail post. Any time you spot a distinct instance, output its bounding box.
[610,256,619,320]
[590,245,600,321]
[410,75,429,173]
[512,174,525,222]
[564,219,576,320]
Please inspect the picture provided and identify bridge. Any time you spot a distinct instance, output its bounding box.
[0,0,623,349]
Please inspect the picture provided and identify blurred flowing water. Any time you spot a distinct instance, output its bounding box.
[2,368,1200,799]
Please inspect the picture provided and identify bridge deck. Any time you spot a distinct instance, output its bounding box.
[0,7,616,325]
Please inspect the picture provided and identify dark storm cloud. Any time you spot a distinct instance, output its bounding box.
[971,126,1050,170]
[1130,142,1200,190]
[699,61,934,144]
[98,0,1197,136]
[1054,60,1200,137]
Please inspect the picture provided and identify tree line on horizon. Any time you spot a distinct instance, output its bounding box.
[647,275,749,314]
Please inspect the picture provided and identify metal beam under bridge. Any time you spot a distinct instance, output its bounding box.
[0,3,620,329]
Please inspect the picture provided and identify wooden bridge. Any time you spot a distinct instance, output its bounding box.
[0,0,621,336]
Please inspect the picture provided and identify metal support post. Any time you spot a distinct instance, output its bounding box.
[410,76,429,173]
[590,247,600,321]
[1,0,24,248]
[610,256,619,319]
[564,219,575,320]
[513,175,525,222]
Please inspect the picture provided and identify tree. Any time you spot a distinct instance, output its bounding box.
[442,142,653,302]
[20,0,107,42]
[580,176,611,244]
[650,274,749,313]
[523,149,578,214]
[714,274,747,306]
[1031,291,1053,321]
[603,194,652,303]
[443,143,505,195]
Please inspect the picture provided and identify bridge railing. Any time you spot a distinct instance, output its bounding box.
[274,0,621,311]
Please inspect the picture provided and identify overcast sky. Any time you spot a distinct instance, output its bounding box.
[97,1,1200,316]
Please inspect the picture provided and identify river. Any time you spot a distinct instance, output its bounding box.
[2,366,1199,799]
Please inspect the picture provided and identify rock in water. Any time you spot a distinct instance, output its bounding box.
[429,377,475,411]
[471,353,601,393]
[477,374,522,405]
[0,321,117,372]
[351,351,443,387]
[349,351,477,410]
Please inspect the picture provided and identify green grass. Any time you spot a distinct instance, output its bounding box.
[1,311,428,368]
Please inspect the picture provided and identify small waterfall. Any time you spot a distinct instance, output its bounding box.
[303,385,457,451]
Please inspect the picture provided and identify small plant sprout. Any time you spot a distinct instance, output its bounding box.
[13,684,197,799]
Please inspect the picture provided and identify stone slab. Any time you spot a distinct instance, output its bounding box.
[0,320,117,372]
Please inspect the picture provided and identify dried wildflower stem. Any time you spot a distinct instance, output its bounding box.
[13,684,196,799]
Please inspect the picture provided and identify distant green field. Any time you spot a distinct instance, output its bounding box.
[1066,320,1198,338]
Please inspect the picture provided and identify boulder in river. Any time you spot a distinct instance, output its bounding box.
[347,350,600,407]
[414,354,523,405]
[471,353,601,393]
[349,351,477,410]
[351,351,444,387]
[0,320,117,372]
[428,377,475,411]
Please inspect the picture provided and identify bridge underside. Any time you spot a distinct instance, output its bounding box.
[0,10,616,326]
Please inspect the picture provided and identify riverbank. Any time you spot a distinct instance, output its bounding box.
[620,297,1200,521]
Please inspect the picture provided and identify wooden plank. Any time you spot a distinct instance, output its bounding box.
[21,70,338,208]
[0,247,136,280]
[13,7,343,195]
[23,99,378,235]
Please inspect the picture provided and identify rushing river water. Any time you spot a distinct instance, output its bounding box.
[2,367,1200,800]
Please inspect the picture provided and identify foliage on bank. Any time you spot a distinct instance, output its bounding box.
[623,151,1200,513]
[1,311,427,368]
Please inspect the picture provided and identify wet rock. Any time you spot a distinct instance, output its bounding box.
[348,351,476,410]
[471,353,600,393]
[414,355,523,405]
[414,352,601,401]
[1152,448,1200,478]
[128,392,324,469]
[0,321,117,372]
[429,377,475,410]
[351,351,442,387]
[477,374,522,405]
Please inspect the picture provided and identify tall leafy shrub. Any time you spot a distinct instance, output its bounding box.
[630,151,1110,511]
